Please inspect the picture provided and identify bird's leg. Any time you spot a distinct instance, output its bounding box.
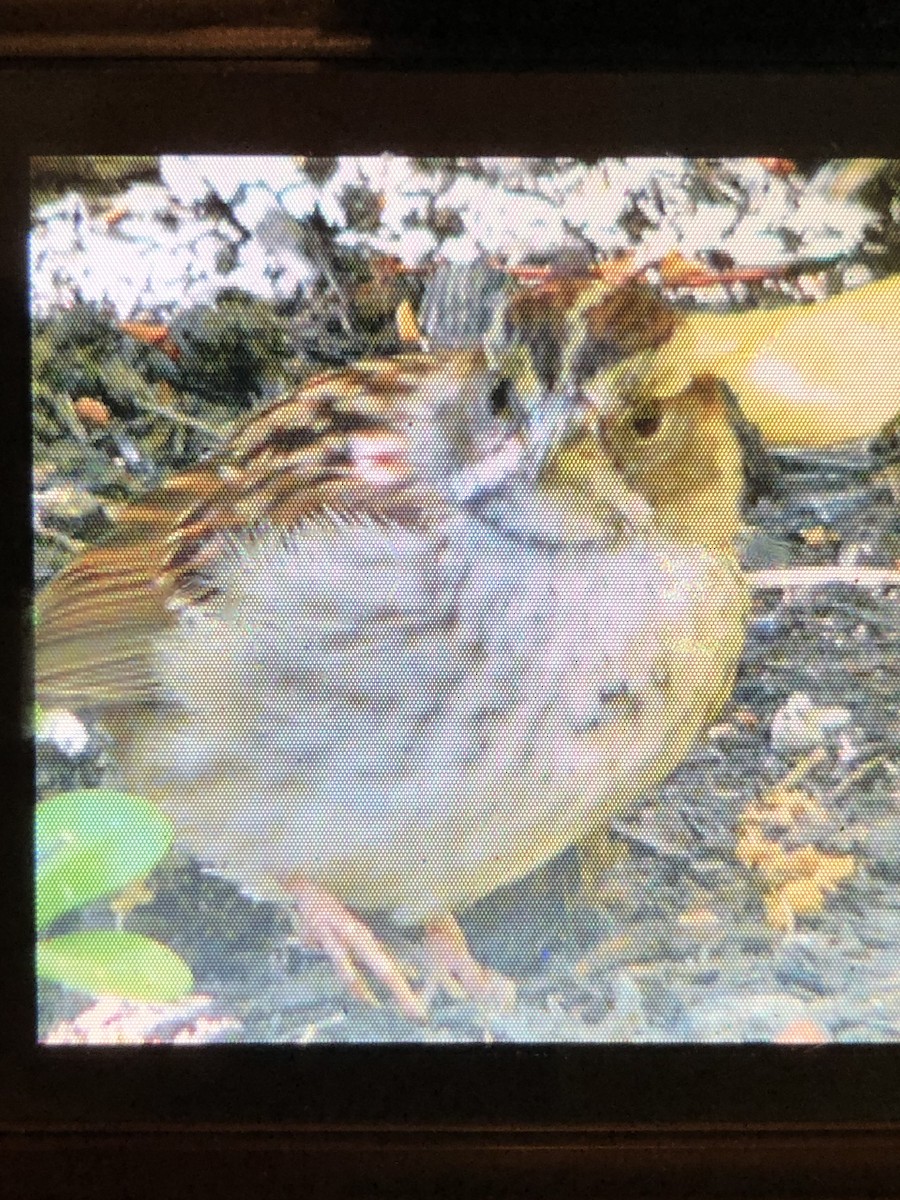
[420,912,516,1010]
[284,876,428,1023]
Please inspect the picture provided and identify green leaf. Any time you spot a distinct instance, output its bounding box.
[27,702,45,738]
[35,790,173,930]
[36,931,193,1001]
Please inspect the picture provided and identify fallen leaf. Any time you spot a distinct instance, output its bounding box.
[73,396,111,428]
[396,298,424,345]
[800,525,841,548]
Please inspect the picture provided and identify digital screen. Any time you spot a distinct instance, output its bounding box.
[31,155,900,1045]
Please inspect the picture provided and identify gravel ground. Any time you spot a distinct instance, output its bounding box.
[32,156,900,1044]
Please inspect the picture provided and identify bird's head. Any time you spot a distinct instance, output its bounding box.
[476,276,745,552]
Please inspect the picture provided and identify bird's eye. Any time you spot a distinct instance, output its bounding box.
[630,406,662,439]
[489,377,513,417]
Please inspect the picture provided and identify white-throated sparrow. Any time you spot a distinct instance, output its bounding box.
[32,277,817,1021]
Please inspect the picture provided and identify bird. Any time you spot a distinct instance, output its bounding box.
[39,268,874,1022]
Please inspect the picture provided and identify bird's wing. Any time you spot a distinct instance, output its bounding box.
[34,351,468,709]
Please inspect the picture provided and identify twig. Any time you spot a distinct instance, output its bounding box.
[749,567,900,592]
[305,220,357,336]
[779,747,828,791]
[46,392,89,445]
[830,755,889,800]
[126,395,227,440]
[35,523,83,555]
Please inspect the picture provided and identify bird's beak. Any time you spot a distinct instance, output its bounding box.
[526,389,582,462]
[448,430,527,504]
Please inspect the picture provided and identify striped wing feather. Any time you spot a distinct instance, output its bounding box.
[35,352,456,709]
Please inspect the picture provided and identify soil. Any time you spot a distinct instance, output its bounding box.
[32,157,900,1043]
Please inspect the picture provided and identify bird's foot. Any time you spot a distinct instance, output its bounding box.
[285,881,514,1021]
[286,877,428,1023]
[420,912,516,1011]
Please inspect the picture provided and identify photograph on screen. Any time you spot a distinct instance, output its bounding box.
[30,155,900,1044]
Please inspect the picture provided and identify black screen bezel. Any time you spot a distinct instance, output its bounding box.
[3,64,900,1141]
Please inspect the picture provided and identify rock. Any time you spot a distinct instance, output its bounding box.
[773,934,850,996]
[737,526,797,569]
[36,708,89,757]
[838,533,900,568]
[35,483,113,541]
[770,692,852,752]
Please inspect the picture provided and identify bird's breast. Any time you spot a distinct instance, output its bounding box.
[119,515,748,919]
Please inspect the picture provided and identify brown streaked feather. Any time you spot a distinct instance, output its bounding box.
[35,350,472,710]
[35,464,221,706]
[577,281,680,358]
[494,277,683,392]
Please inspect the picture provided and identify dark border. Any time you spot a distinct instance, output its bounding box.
[4,67,900,1168]
[6,1128,900,1198]
[0,1,897,67]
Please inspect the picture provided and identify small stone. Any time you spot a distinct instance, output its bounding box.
[733,709,761,728]
[35,483,112,541]
[736,527,796,569]
[36,708,89,757]
[770,692,852,753]
[677,906,721,931]
[838,541,893,568]
[843,263,874,289]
